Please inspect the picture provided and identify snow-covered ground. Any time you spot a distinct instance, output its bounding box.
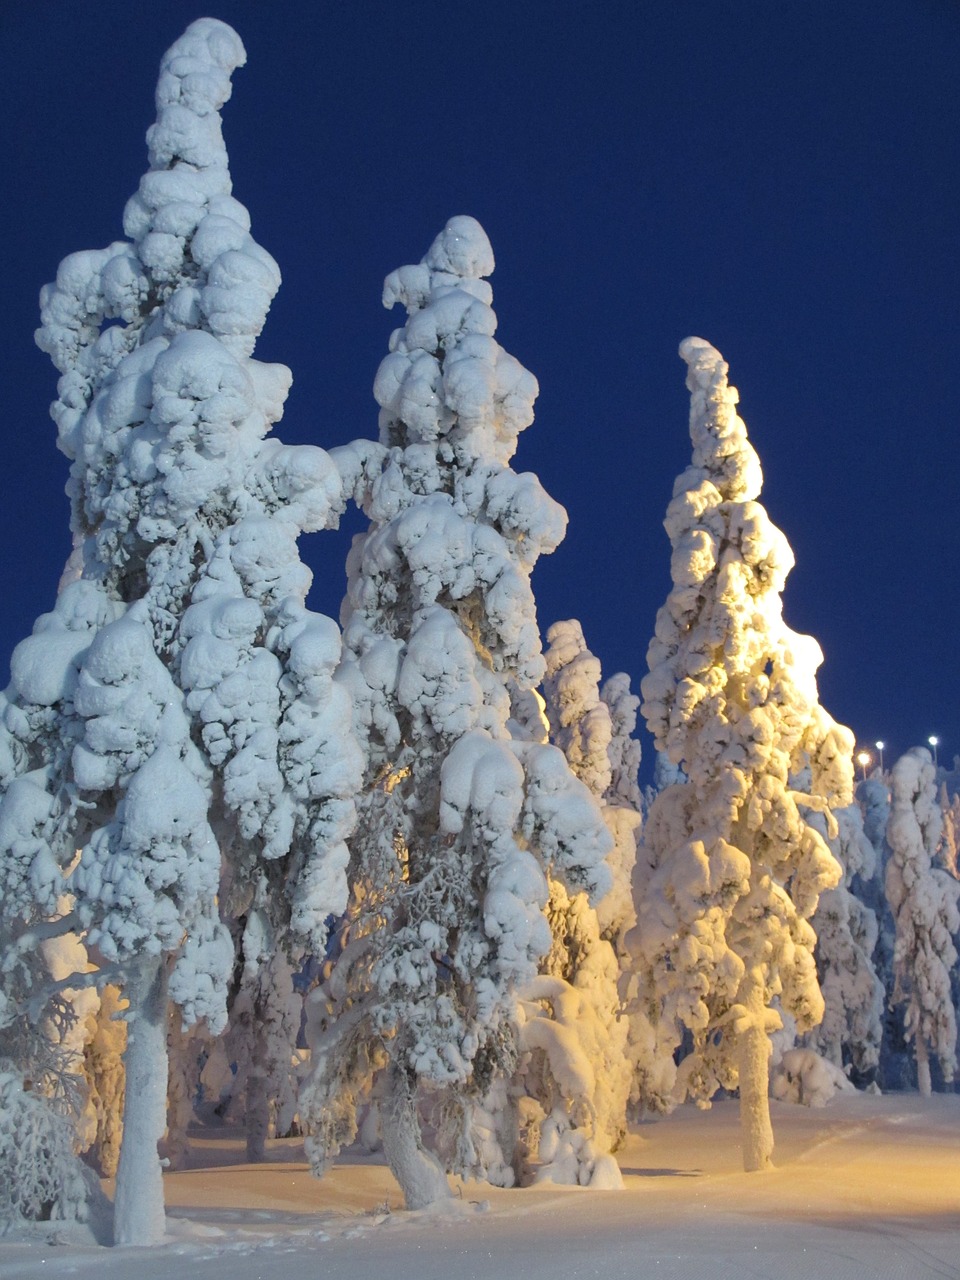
[2,1093,958,1279]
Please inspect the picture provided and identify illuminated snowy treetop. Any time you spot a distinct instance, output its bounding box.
[601,671,643,813]
[543,620,613,799]
[642,337,851,815]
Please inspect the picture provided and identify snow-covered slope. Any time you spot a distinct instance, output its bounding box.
[2,1094,957,1279]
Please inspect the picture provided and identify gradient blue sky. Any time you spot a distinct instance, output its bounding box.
[1,0,957,780]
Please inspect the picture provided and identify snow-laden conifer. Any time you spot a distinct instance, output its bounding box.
[885,747,960,1095]
[601,673,645,815]
[631,338,848,1171]
[543,620,640,942]
[1,18,358,1242]
[543,622,614,799]
[853,774,910,1088]
[521,619,634,1186]
[300,217,611,1208]
[220,951,303,1160]
[808,804,884,1080]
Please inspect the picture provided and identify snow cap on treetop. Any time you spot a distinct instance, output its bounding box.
[374,214,541,471]
[148,19,246,170]
[679,337,762,503]
[424,216,495,279]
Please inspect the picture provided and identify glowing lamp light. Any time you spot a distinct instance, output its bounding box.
[875,741,885,771]
[928,735,939,766]
[856,750,871,781]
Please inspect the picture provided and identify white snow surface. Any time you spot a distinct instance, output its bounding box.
[2,1093,957,1279]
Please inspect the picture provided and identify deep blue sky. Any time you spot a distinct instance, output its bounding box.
[1,1,958,780]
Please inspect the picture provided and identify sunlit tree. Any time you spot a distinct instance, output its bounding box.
[633,337,848,1171]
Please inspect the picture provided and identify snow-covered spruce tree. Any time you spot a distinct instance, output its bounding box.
[885,748,960,1095]
[300,217,611,1208]
[633,338,849,1171]
[807,804,884,1082]
[1,19,358,1244]
[516,619,633,1186]
[542,620,640,944]
[598,669,646,949]
[219,949,303,1160]
[854,774,909,1089]
[601,673,645,815]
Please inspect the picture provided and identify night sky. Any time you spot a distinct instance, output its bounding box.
[1,1,957,782]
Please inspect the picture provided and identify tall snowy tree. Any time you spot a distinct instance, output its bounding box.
[0,19,358,1243]
[299,217,611,1208]
[885,747,960,1095]
[632,337,849,1171]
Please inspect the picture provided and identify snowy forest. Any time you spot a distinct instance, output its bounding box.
[2,16,959,1279]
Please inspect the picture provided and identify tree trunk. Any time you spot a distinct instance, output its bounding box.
[245,1062,269,1162]
[916,1032,932,1098]
[380,1064,451,1210]
[113,958,168,1246]
[737,967,774,1173]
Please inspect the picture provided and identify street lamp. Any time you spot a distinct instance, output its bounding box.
[875,741,885,772]
[856,750,871,782]
[928,735,939,767]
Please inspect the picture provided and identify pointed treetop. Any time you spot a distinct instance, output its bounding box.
[678,337,763,504]
[374,214,541,471]
[424,215,495,279]
[148,19,246,174]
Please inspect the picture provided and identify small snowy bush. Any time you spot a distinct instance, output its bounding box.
[771,1049,854,1108]
[0,1070,91,1227]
